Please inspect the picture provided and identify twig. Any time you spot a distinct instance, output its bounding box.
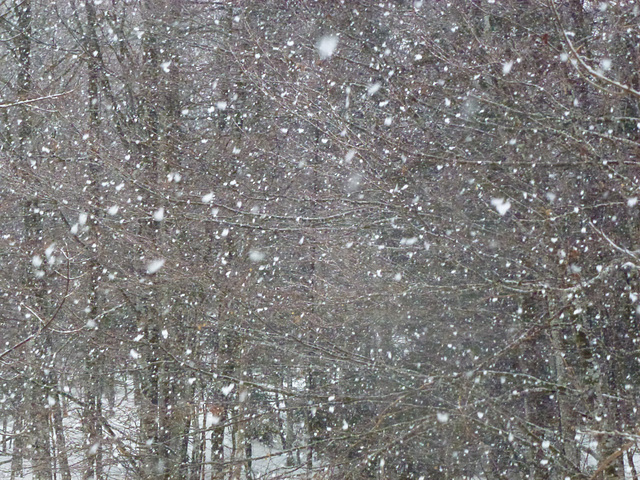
[0,90,74,109]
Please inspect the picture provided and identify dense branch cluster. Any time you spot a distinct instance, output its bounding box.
[1,1,640,479]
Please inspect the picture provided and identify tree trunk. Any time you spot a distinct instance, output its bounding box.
[50,383,71,480]
[10,411,24,480]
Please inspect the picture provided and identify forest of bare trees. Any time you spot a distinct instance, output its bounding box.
[2,0,640,479]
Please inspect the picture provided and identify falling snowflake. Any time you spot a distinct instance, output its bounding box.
[249,250,265,262]
[367,82,381,96]
[345,149,356,163]
[317,35,338,59]
[437,412,450,423]
[491,198,511,216]
[147,258,165,274]
[32,255,43,267]
[153,207,165,222]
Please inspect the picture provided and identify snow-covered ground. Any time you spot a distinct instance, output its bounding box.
[0,383,313,479]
